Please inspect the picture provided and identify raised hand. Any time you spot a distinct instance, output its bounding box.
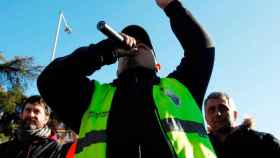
[155,0,174,9]
[114,33,139,57]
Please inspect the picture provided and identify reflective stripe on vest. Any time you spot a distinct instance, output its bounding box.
[75,78,216,158]
[76,130,107,153]
[75,81,116,158]
[162,118,207,137]
[153,78,216,158]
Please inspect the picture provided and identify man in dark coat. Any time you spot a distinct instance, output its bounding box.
[204,91,280,158]
[0,95,70,158]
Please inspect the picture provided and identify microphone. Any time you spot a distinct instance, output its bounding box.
[97,21,124,44]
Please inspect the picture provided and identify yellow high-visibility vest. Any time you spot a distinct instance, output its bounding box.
[75,78,216,158]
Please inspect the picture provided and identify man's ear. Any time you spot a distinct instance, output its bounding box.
[234,111,238,121]
[44,115,50,125]
[155,63,161,72]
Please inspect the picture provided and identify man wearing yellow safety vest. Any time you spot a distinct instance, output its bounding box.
[38,0,217,157]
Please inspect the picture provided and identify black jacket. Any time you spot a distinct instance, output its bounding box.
[0,137,70,158]
[209,126,280,158]
[38,0,214,157]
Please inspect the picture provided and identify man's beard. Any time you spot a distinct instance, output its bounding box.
[213,121,233,134]
[20,119,39,130]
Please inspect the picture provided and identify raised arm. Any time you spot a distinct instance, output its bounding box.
[37,39,117,133]
[156,0,215,108]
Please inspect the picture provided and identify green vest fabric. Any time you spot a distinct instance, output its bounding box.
[75,78,216,158]
[75,81,116,158]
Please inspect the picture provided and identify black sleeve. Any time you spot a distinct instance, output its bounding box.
[165,0,215,108]
[37,39,117,133]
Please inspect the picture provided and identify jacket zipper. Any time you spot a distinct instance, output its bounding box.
[154,109,177,158]
[26,144,32,158]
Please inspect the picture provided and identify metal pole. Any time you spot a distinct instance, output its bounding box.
[51,11,63,61]
[51,11,72,61]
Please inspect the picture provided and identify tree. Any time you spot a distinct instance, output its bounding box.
[0,86,26,113]
[0,53,42,113]
[0,53,43,89]
[0,84,27,143]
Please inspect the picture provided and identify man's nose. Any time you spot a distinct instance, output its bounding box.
[215,110,222,116]
[29,111,36,118]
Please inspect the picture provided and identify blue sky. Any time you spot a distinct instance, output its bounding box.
[1,0,279,138]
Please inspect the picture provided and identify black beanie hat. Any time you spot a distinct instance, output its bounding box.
[121,25,154,50]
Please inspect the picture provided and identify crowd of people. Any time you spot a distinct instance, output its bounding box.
[1,0,279,157]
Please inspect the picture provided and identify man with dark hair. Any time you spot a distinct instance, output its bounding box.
[38,0,216,157]
[0,95,69,158]
[21,95,51,117]
[204,91,280,158]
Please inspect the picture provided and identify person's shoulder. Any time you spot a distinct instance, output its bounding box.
[233,125,261,136]
[246,128,275,139]
[249,129,280,153]
[228,126,259,142]
[33,138,70,157]
[253,130,280,144]
[236,126,279,144]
